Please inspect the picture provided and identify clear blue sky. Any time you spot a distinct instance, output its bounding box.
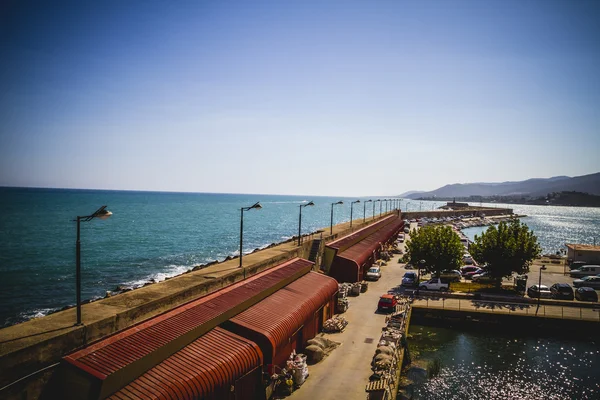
[1,0,599,196]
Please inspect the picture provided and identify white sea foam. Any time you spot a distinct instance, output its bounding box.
[121,264,192,290]
[22,308,58,320]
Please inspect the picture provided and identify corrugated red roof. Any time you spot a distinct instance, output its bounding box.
[227,272,338,360]
[327,215,396,251]
[337,218,403,268]
[107,327,262,400]
[63,257,313,397]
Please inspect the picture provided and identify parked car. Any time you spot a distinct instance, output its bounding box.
[569,265,600,278]
[527,284,553,299]
[460,266,480,277]
[471,271,495,283]
[418,278,449,291]
[569,261,589,270]
[378,294,398,312]
[463,255,474,265]
[397,234,405,243]
[402,271,418,287]
[365,266,381,281]
[549,283,574,300]
[403,227,410,234]
[573,275,600,289]
[439,270,462,282]
[574,287,598,302]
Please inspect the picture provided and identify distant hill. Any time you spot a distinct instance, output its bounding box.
[405,172,600,199]
[398,190,425,197]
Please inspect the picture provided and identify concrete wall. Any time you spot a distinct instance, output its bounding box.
[401,207,512,220]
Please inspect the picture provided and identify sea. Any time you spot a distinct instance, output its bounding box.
[407,324,599,399]
[1,188,599,328]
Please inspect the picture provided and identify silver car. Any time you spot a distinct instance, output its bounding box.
[573,275,600,289]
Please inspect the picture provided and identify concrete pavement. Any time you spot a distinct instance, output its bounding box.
[290,251,409,399]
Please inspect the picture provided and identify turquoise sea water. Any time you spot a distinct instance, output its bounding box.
[0,187,395,327]
[0,190,598,327]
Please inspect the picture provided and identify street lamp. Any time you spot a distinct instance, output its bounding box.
[373,199,381,219]
[350,200,360,228]
[379,199,383,216]
[298,201,315,246]
[240,202,262,268]
[330,201,344,234]
[536,264,547,314]
[74,205,112,325]
[363,199,372,222]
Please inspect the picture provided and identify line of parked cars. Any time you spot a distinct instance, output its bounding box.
[527,283,598,302]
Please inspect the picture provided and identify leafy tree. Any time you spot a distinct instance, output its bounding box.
[469,219,541,286]
[405,225,464,276]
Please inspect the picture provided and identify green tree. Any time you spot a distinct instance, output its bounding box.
[469,219,541,286]
[405,225,464,276]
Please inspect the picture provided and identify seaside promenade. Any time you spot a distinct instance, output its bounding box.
[0,212,396,397]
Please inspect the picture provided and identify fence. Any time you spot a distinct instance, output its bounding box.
[414,297,600,322]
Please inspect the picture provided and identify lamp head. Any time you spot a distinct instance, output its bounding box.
[541,265,547,270]
[96,210,113,220]
[366,199,372,203]
[251,202,262,210]
[92,205,112,220]
[302,201,315,208]
[353,200,360,204]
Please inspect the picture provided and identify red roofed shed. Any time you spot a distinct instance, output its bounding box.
[224,271,338,368]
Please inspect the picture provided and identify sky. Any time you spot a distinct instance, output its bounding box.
[1,0,599,197]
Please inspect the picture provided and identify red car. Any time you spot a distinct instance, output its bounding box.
[378,294,398,312]
[462,267,483,280]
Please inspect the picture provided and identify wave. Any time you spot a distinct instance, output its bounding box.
[20,307,59,322]
[120,264,192,290]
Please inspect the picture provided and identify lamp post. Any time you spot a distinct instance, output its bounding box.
[330,201,344,235]
[298,201,315,246]
[373,199,380,219]
[379,199,383,216]
[536,264,547,315]
[240,202,262,268]
[75,205,112,325]
[363,199,372,222]
[350,200,360,228]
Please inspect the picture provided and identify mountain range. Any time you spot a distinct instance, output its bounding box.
[401,172,600,199]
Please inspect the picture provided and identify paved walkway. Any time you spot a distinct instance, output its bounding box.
[290,249,409,399]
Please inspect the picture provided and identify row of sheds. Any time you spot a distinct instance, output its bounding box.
[60,258,338,400]
[324,214,404,283]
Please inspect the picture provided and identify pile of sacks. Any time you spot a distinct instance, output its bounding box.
[287,352,309,387]
[304,336,339,364]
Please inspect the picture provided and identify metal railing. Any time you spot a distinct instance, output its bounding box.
[414,297,600,322]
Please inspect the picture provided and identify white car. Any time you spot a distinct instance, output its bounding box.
[365,266,381,281]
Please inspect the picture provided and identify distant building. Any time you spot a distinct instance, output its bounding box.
[566,243,600,264]
[445,200,470,208]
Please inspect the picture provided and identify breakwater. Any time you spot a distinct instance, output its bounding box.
[0,213,396,400]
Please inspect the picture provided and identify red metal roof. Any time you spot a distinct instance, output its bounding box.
[63,257,313,397]
[327,215,397,251]
[337,217,403,268]
[107,327,262,400]
[227,272,338,360]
